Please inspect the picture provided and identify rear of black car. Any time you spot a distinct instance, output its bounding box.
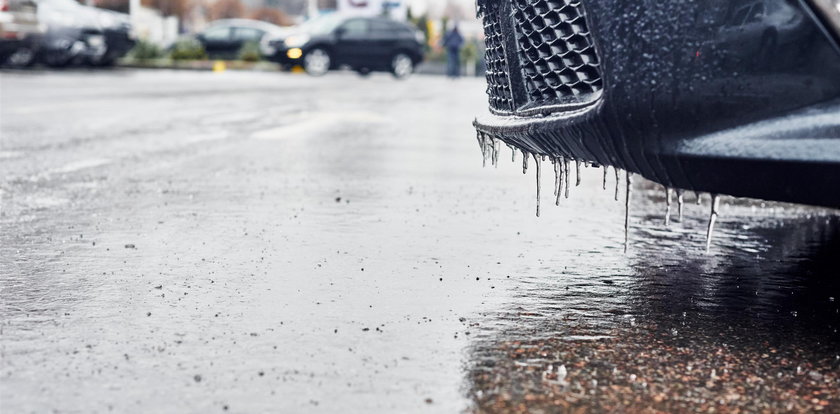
[474,0,840,208]
[263,16,424,74]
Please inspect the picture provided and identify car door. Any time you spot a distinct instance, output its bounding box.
[200,25,235,59]
[367,19,400,67]
[333,18,371,67]
[232,26,265,51]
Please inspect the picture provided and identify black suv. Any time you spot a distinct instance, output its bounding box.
[263,15,425,78]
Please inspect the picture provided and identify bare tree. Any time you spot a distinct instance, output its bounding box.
[209,0,245,20]
[249,7,294,26]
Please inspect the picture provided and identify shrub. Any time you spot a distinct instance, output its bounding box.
[128,39,164,61]
[170,38,207,61]
[238,41,262,62]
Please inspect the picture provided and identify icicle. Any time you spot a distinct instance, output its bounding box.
[705,194,720,251]
[556,157,565,206]
[575,160,582,186]
[522,149,529,174]
[614,168,620,201]
[602,166,608,190]
[492,138,500,167]
[676,190,684,222]
[563,158,571,198]
[508,144,516,163]
[695,191,702,205]
[624,172,633,253]
[552,158,561,198]
[664,187,672,226]
[534,154,541,217]
[479,132,488,167]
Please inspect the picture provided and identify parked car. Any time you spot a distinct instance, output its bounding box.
[35,0,105,66]
[262,14,425,78]
[91,7,134,66]
[0,0,44,66]
[195,19,289,60]
[473,0,840,208]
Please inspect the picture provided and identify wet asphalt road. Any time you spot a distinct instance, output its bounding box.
[1,69,839,413]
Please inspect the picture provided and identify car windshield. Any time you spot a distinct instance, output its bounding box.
[298,14,344,35]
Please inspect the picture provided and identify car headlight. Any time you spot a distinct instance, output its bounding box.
[284,34,310,48]
[807,0,840,41]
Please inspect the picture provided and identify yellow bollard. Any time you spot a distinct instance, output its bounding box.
[212,61,226,73]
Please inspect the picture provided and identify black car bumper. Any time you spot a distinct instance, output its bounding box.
[474,0,840,208]
[103,29,135,60]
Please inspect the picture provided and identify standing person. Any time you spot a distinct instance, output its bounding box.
[443,24,464,78]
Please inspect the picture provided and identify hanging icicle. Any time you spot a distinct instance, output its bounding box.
[522,149,529,174]
[676,190,684,222]
[534,153,542,217]
[705,194,720,251]
[624,171,633,253]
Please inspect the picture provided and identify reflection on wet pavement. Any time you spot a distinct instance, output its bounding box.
[466,192,840,412]
[0,70,838,413]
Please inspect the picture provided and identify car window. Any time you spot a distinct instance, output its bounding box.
[341,19,369,35]
[203,26,231,41]
[370,20,392,33]
[233,27,264,42]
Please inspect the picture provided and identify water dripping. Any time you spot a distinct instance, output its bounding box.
[705,194,720,251]
[624,171,633,253]
[575,160,582,186]
[534,153,542,217]
[664,187,672,226]
[695,191,702,205]
[677,190,684,222]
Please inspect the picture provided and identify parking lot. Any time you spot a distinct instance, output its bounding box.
[1,69,839,412]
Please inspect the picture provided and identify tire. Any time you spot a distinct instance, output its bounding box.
[390,52,414,79]
[5,48,36,67]
[303,48,330,76]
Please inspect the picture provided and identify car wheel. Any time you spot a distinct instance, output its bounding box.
[6,48,36,67]
[391,53,414,79]
[303,48,330,76]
